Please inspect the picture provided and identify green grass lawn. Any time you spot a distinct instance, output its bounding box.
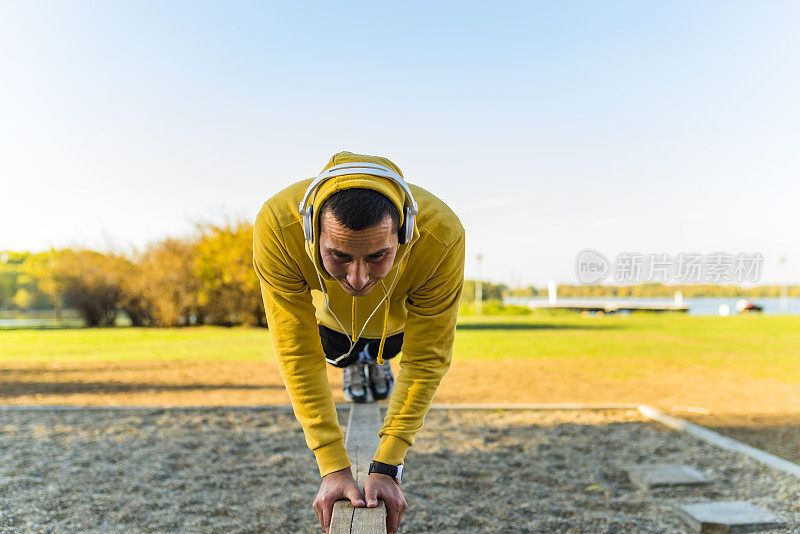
[455,313,800,381]
[0,326,274,362]
[1,313,799,382]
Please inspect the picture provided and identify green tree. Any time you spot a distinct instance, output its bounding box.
[24,249,121,326]
[114,254,153,326]
[138,238,202,327]
[12,288,34,309]
[193,219,266,327]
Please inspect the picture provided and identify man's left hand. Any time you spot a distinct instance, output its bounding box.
[364,473,407,534]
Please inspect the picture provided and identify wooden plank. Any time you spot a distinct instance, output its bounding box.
[331,501,387,534]
[330,402,387,534]
[329,501,353,533]
[351,502,387,534]
[346,403,383,486]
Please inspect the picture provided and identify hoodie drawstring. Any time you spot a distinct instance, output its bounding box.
[349,282,391,365]
[350,297,357,342]
[376,281,390,365]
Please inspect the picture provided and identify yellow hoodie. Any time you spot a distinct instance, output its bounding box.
[253,151,465,477]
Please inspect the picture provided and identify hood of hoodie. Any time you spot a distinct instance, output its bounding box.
[305,151,419,282]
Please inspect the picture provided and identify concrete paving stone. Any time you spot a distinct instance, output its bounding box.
[675,501,787,533]
[627,463,711,491]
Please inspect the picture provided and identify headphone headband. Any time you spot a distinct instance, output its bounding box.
[298,162,418,244]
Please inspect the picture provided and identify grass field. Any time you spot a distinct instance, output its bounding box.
[1,313,799,463]
[3,313,799,377]
[455,313,800,381]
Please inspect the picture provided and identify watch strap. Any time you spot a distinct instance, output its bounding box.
[369,461,403,484]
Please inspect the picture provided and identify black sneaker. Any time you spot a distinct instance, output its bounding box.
[343,363,370,403]
[366,360,395,400]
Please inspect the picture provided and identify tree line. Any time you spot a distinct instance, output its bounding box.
[0,220,265,327]
[2,228,797,327]
[460,282,799,300]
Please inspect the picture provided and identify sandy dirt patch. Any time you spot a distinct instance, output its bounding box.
[0,407,797,533]
[1,358,799,464]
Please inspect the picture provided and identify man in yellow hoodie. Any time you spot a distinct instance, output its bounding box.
[252,151,465,533]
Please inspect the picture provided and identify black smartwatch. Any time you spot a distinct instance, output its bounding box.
[368,461,403,484]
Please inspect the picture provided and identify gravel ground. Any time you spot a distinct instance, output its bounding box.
[0,407,797,533]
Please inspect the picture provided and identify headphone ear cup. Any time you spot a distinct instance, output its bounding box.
[303,205,314,242]
[400,206,414,244]
[398,212,406,244]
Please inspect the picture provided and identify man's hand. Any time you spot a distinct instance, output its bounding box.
[364,473,407,534]
[313,467,365,533]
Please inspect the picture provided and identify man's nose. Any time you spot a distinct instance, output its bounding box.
[347,262,369,290]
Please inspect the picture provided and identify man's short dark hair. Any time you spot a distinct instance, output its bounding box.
[319,188,400,232]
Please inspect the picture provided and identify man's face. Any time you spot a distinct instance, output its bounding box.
[319,212,399,297]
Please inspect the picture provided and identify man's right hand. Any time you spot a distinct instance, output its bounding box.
[313,467,365,533]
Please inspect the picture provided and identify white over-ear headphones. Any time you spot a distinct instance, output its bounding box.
[298,162,418,244]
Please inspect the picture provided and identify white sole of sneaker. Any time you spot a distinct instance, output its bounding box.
[343,388,374,403]
[370,382,394,401]
[365,367,394,400]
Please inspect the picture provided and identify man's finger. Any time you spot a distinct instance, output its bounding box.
[321,498,332,533]
[346,486,365,507]
[365,485,379,507]
[397,503,406,527]
[396,501,406,530]
[313,502,322,531]
[385,499,399,533]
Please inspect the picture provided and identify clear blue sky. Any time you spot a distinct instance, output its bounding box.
[1,1,798,285]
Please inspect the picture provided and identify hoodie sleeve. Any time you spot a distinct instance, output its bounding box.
[253,204,350,477]
[373,231,465,466]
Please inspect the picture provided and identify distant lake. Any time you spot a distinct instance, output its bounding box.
[0,309,86,329]
[0,318,86,328]
[505,297,800,316]
[3,298,800,328]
